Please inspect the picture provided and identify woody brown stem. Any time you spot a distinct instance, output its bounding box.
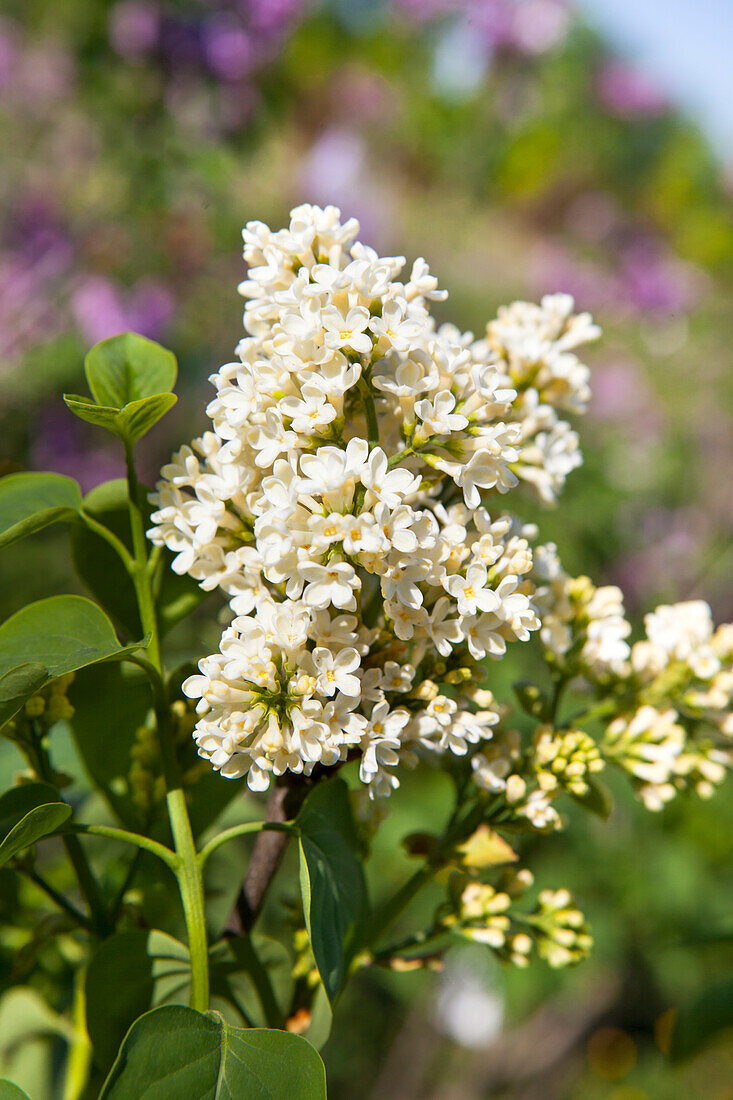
[228,776,312,935]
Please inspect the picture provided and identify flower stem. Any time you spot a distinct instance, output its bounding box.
[358,376,380,449]
[124,441,210,1012]
[358,862,436,954]
[19,866,92,930]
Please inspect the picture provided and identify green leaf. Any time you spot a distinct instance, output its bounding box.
[100,1006,327,1099]
[216,935,294,1030]
[0,473,81,550]
[0,596,141,731]
[70,480,208,639]
[0,1081,32,1098]
[87,931,295,1071]
[0,666,50,731]
[68,663,152,829]
[670,980,733,1062]
[297,777,368,1006]
[84,333,177,408]
[86,930,191,1069]
[0,803,71,868]
[0,986,73,1096]
[0,783,61,837]
[570,776,614,820]
[63,393,177,446]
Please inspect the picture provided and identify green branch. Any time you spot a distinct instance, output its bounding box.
[71,824,177,870]
[197,820,295,870]
[124,440,210,1012]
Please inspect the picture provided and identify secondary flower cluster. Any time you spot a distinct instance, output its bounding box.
[445,871,592,970]
[149,205,599,795]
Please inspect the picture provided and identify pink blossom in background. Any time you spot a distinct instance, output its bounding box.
[330,66,394,124]
[109,1,160,59]
[611,505,723,613]
[247,0,309,36]
[529,241,616,313]
[596,61,667,119]
[71,275,174,346]
[0,18,19,88]
[589,360,656,424]
[565,192,620,244]
[299,127,393,247]
[508,0,569,54]
[204,16,254,81]
[619,239,702,314]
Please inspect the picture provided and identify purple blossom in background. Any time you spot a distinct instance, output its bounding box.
[299,127,393,246]
[619,239,702,314]
[596,61,667,119]
[31,408,125,493]
[204,15,254,80]
[0,18,19,88]
[71,275,174,346]
[589,360,656,424]
[611,506,713,611]
[109,0,308,84]
[530,241,615,313]
[109,1,160,59]
[0,202,74,368]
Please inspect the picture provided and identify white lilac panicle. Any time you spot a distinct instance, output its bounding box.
[147,204,601,794]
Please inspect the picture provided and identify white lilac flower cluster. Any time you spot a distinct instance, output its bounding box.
[148,204,599,795]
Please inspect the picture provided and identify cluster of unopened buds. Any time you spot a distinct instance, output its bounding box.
[445,872,592,969]
[148,204,732,822]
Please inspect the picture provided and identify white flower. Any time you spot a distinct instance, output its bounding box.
[322,304,373,355]
[300,561,361,610]
[361,448,421,508]
[280,385,337,434]
[415,390,468,435]
[455,433,520,508]
[444,563,500,617]
[311,646,362,697]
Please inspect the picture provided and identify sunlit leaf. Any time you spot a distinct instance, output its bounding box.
[100,1005,326,1099]
[84,333,177,408]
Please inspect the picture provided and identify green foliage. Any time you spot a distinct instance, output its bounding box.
[0,596,141,730]
[63,333,179,447]
[297,778,369,1006]
[0,1082,31,1099]
[70,480,207,639]
[670,980,733,1063]
[86,930,191,1069]
[84,334,177,409]
[99,1005,327,1099]
[0,473,81,551]
[63,393,177,446]
[68,663,152,829]
[0,986,73,1095]
[86,929,297,1072]
[0,802,71,869]
[569,775,614,820]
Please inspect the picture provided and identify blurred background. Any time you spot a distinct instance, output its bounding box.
[0,1,731,1096]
